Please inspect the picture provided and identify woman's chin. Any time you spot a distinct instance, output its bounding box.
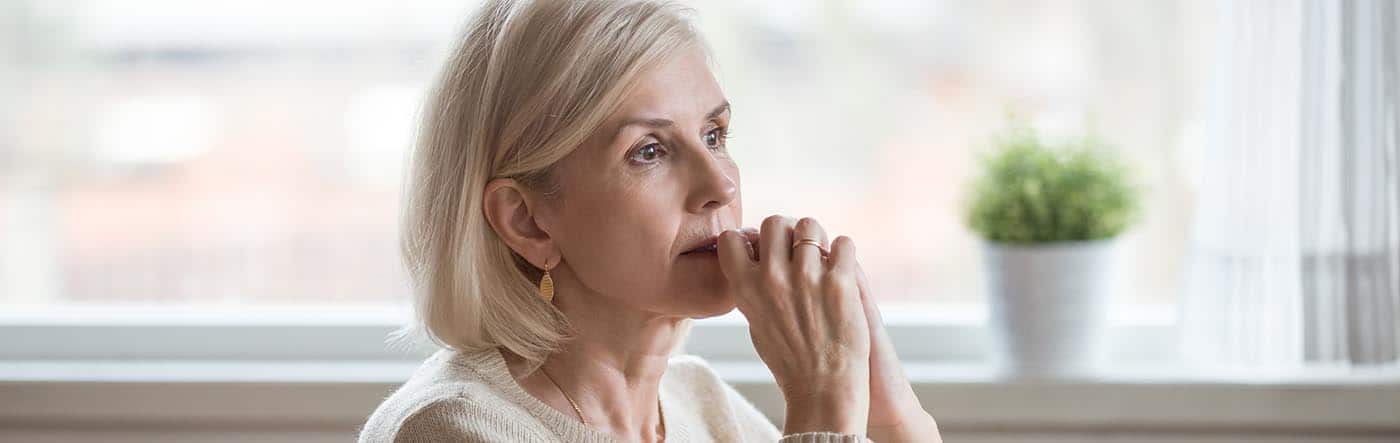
[679,290,737,318]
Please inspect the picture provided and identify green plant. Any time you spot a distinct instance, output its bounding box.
[965,122,1141,244]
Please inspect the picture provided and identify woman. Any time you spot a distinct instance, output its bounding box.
[358,0,942,442]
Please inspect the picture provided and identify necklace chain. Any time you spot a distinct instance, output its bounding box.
[537,365,666,438]
[539,366,589,427]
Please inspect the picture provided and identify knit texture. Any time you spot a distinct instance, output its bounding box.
[357,347,868,442]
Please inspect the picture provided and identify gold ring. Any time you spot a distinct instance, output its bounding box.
[791,239,828,257]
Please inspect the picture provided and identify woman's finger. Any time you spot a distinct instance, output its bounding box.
[791,217,828,277]
[741,227,761,261]
[758,215,795,267]
[856,263,894,358]
[827,235,857,273]
[716,229,755,292]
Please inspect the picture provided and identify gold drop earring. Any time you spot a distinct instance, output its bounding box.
[538,257,556,302]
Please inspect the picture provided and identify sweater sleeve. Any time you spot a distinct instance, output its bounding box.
[380,397,552,443]
[778,431,871,442]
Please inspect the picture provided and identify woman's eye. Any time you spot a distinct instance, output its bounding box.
[703,128,725,149]
[630,143,666,163]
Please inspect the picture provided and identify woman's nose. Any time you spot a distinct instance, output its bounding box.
[685,151,738,213]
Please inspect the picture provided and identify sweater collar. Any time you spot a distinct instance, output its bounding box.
[445,347,694,442]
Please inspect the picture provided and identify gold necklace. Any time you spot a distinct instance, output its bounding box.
[539,366,589,427]
[537,366,666,438]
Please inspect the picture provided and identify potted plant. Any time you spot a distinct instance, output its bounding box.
[965,122,1141,378]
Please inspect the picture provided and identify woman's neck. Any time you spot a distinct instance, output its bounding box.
[505,286,685,442]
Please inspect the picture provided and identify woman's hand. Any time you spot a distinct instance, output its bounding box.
[717,215,871,436]
[855,263,943,442]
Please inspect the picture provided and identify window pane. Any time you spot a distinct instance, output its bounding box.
[0,0,1211,308]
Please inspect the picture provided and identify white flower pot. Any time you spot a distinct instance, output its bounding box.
[983,238,1117,378]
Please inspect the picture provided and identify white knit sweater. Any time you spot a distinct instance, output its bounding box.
[357,347,867,442]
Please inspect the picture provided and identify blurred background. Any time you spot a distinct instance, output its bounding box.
[3,1,1398,442]
[0,0,1207,310]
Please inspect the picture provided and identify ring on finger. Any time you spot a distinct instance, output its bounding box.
[791,238,829,257]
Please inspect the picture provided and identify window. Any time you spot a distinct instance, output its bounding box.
[1,1,1208,328]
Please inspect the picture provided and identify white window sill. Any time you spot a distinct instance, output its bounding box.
[4,304,1398,438]
[4,358,1399,435]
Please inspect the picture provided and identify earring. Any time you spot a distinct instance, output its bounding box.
[538,257,556,303]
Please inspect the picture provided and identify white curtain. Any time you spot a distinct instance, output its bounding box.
[1181,0,1399,369]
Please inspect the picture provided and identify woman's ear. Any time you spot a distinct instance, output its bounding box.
[482,177,555,269]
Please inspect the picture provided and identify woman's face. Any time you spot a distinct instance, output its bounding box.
[542,46,742,318]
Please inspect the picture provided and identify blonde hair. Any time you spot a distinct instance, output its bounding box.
[394,0,704,369]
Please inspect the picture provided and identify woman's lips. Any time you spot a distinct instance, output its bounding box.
[681,237,720,255]
[680,228,760,257]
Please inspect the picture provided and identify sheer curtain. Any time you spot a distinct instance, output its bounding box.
[1181,0,1399,369]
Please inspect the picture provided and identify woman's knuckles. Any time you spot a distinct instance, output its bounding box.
[795,266,823,288]
[819,270,850,293]
[752,270,785,294]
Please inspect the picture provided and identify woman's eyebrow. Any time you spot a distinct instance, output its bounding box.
[705,101,731,121]
[618,100,731,130]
